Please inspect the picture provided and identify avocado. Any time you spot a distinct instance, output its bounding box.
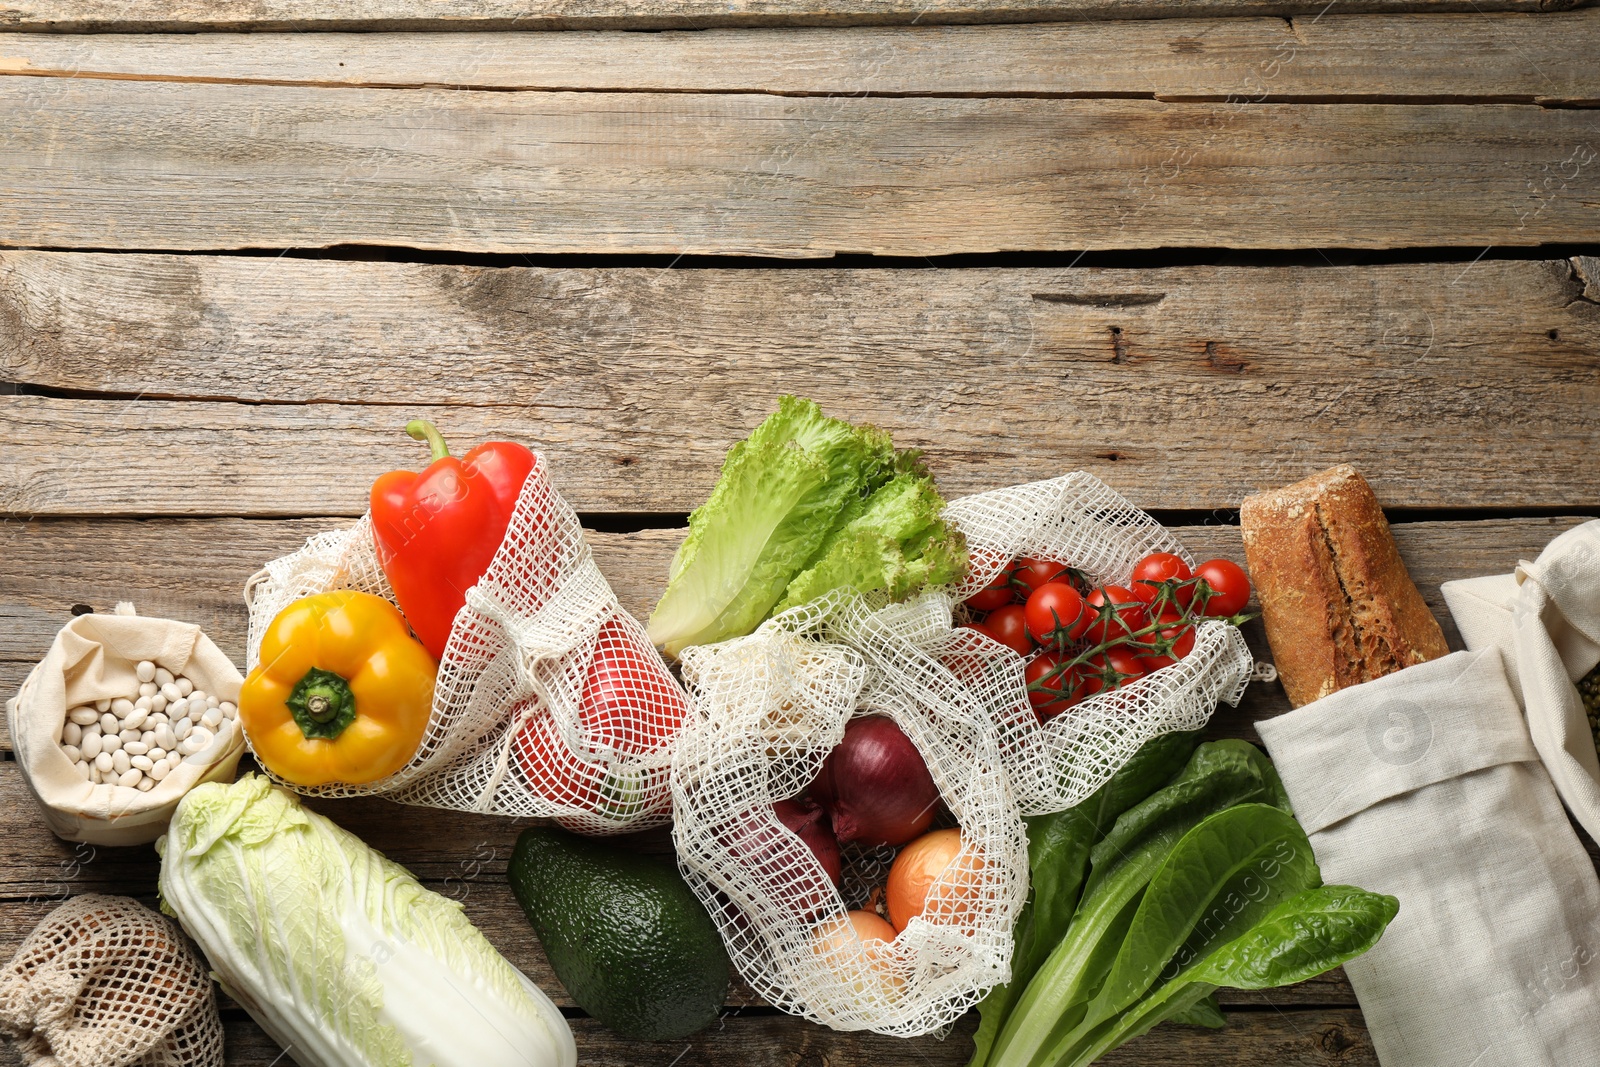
[508,827,730,1041]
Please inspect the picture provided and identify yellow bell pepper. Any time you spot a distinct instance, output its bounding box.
[240,590,436,787]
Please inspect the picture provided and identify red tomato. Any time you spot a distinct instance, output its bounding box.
[1083,645,1147,693]
[964,568,1019,612]
[515,616,687,815]
[1024,582,1091,648]
[1024,651,1078,719]
[1194,559,1252,617]
[1012,557,1074,597]
[1129,552,1193,608]
[1136,606,1197,671]
[984,604,1033,656]
[1083,586,1149,645]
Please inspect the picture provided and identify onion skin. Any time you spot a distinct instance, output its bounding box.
[811,716,940,848]
[773,796,843,888]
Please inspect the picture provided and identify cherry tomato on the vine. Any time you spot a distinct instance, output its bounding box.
[1012,557,1074,597]
[1024,651,1079,719]
[1194,559,1252,617]
[1083,585,1149,645]
[964,562,1019,611]
[1129,552,1193,608]
[983,604,1033,656]
[1083,645,1147,691]
[1135,606,1197,671]
[1024,582,1091,649]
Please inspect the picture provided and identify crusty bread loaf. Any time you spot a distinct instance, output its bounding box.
[1240,464,1449,708]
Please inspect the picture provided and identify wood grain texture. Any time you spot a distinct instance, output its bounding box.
[3,254,1596,515]
[0,1005,1377,1067]
[0,0,1582,33]
[2,12,1597,101]
[3,81,1597,256]
[3,516,1587,744]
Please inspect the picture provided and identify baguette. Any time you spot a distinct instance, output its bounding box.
[1240,464,1449,708]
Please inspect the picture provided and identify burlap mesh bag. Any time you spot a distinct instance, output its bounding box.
[668,474,1252,1034]
[0,895,223,1067]
[941,473,1254,813]
[672,592,1029,1037]
[243,455,689,834]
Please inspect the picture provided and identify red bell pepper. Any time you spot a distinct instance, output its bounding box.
[370,420,536,659]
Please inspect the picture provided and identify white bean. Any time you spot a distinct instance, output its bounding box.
[136,660,156,683]
[62,744,81,763]
[131,754,153,771]
[135,695,153,712]
[136,776,155,792]
[153,758,174,781]
[125,741,148,756]
[151,693,167,713]
[101,733,121,754]
[117,768,142,788]
[122,707,149,732]
[112,749,131,774]
[174,718,192,742]
[177,677,194,697]
[159,682,181,702]
[68,707,99,726]
[148,712,168,726]
[119,730,139,745]
[75,761,92,781]
[81,732,103,759]
[221,701,238,718]
[149,747,167,761]
[95,698,112,713]
[99,712,119,734]
[139,681,158,698]
[166,698,188,720]
[155,724,176,750]
[111,698,136,718]
[201,707,223,729]
[140,730,155,746]
[63,721,82,746]
[94,751,114,772]
[154,667,174,687]
[205,694,219,708]
[188,705,206,724]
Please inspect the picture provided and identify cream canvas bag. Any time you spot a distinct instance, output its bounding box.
[7,608,245,846]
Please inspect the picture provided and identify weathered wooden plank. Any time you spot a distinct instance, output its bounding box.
[3,82,1596,256]
[3,256,1596,516]
[0,0,1580,33]
[4,516,1588,742]
[1,13,1596,101]
[0,1009,1375,1067]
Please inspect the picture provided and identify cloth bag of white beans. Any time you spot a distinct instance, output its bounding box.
[6,605,246,846]
[243,454,690,834]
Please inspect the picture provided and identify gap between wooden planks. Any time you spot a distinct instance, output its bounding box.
[1,82,1598,256]
[3,253,1596,516]
[0,0,1582,33]
[0,12,1596,101]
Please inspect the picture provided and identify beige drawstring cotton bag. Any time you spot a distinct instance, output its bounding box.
[7,606,245,846]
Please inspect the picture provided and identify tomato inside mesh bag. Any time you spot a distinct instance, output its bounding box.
[941,473,1255,814]
[244,454,689,833]
[671,592,1029,1037]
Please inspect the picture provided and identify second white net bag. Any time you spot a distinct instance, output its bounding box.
[243,455,689,834]
[671,593,1029,1038]
[941,473,1255,813]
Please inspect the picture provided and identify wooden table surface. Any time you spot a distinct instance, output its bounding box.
[2,0,1598,1063]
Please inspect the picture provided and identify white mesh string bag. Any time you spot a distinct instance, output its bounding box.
[940,473,1255,814]
[242,455,689,834]
[671,591,1029,1038]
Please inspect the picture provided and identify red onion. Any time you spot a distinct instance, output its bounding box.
[774,796,843,888]
[811,716,940,848]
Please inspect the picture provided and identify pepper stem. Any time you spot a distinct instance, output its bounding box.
[406,420,451,462]
[286,667,358,741]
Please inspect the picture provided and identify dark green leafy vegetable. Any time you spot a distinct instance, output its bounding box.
[972,741,1398,1067]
